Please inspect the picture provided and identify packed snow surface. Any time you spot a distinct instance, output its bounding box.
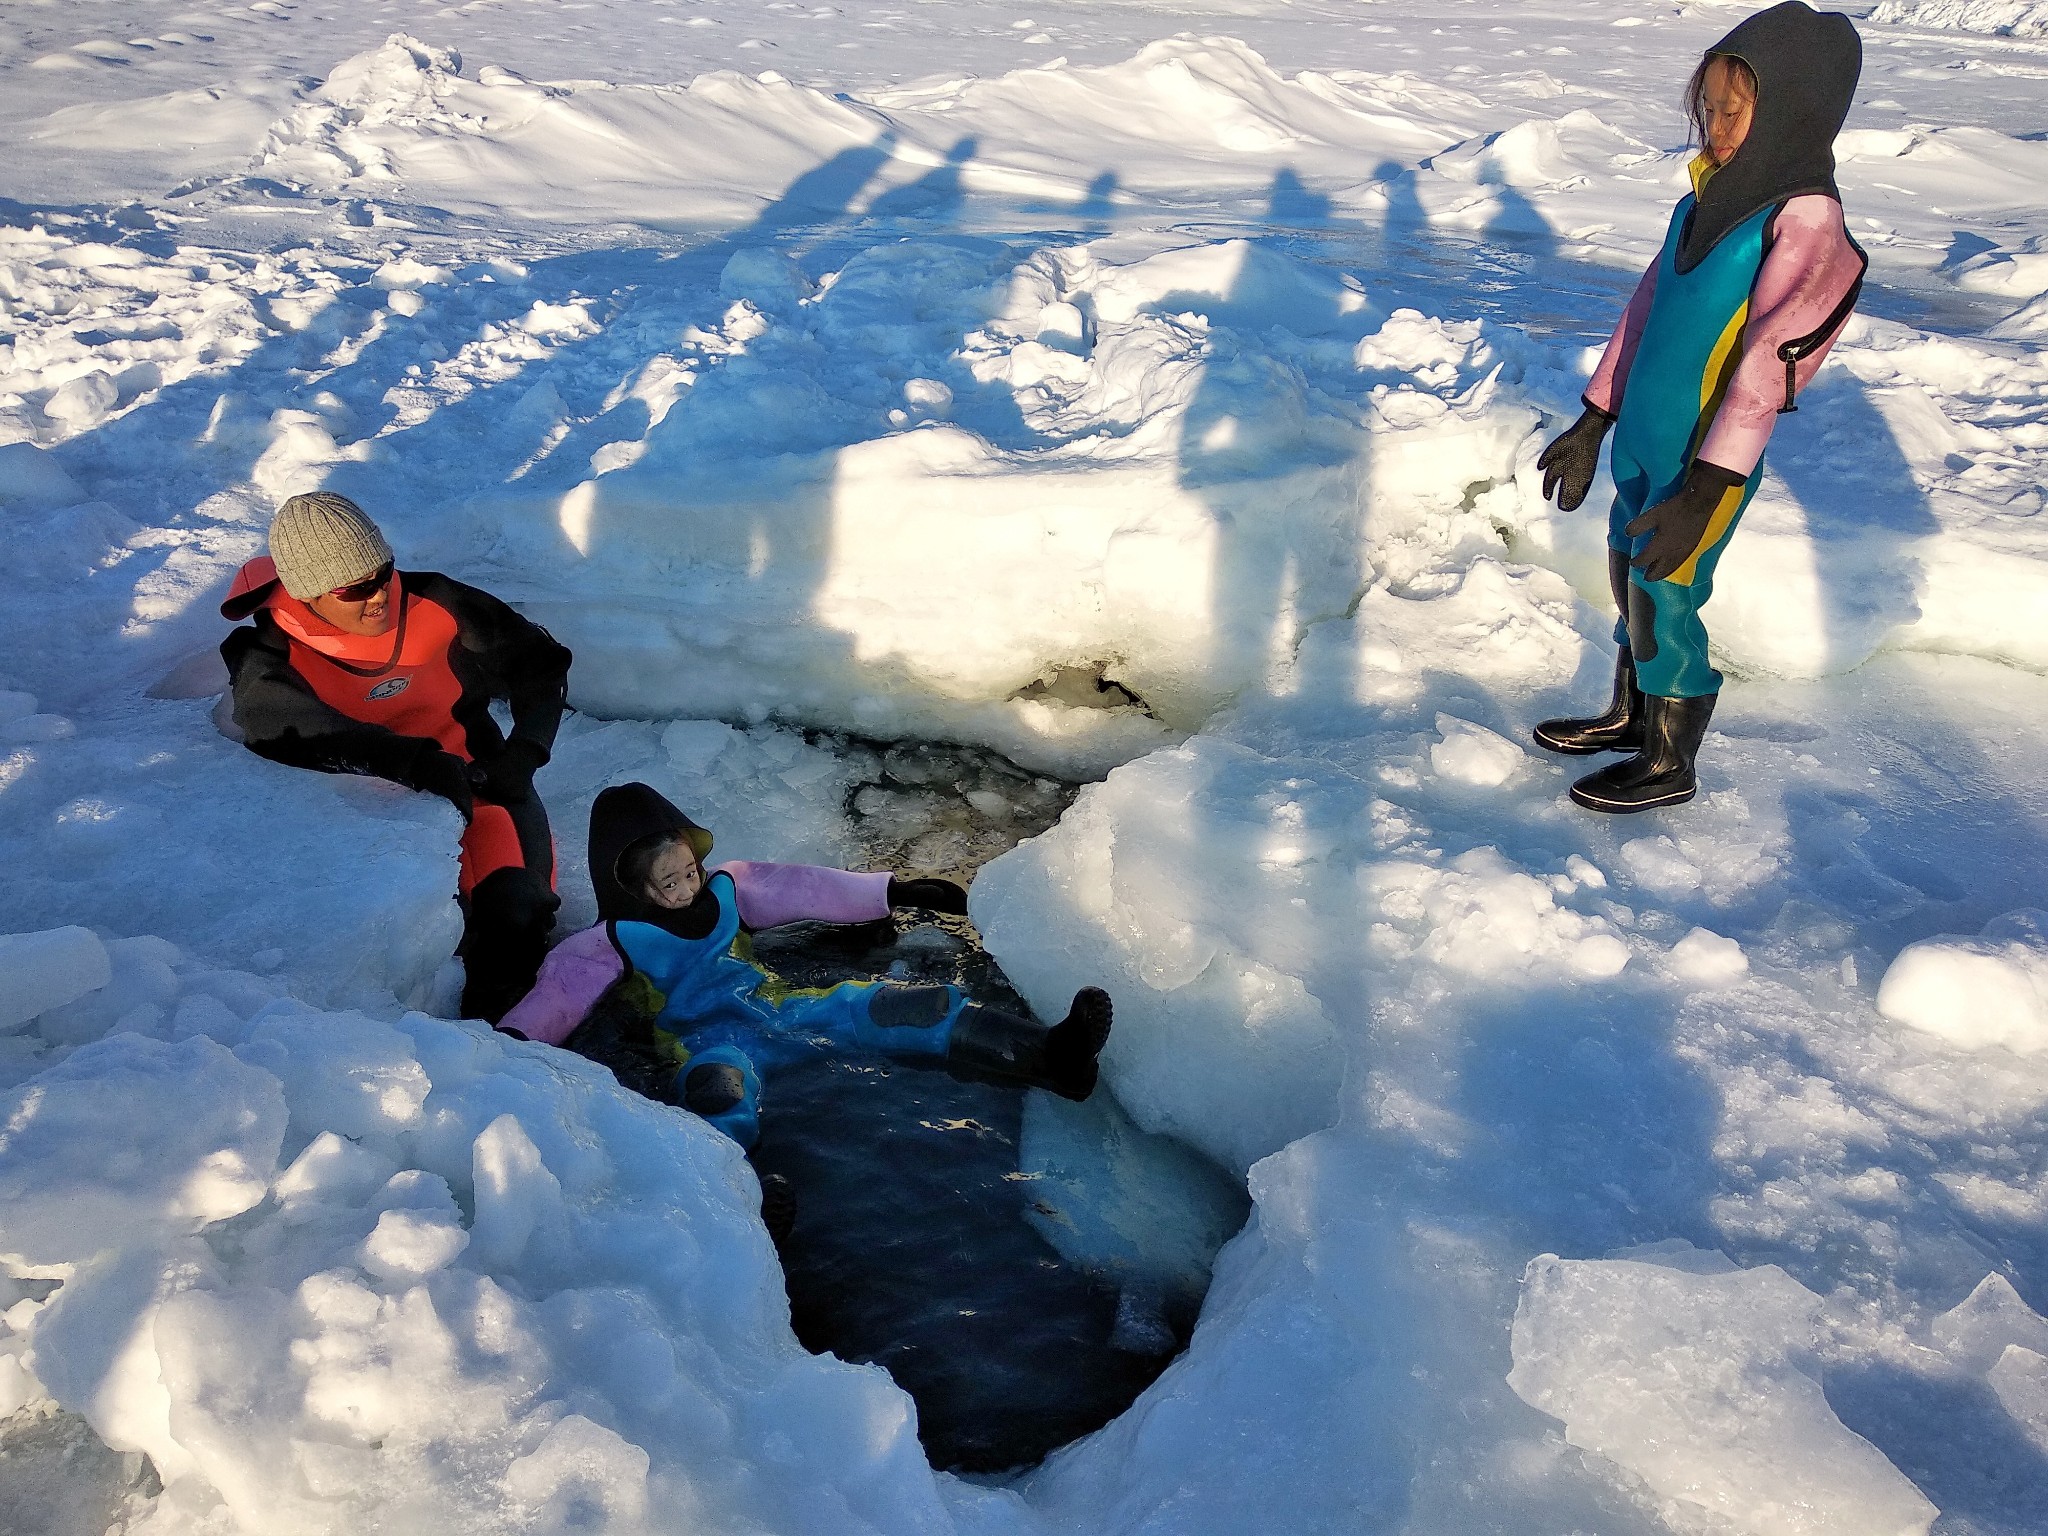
[6,1,2048,1533]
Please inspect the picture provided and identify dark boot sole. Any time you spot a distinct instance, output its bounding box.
[1568,779,1698,813]
[1051,1066,1098,1102]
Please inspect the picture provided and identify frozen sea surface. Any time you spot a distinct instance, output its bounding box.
[6,2,2048,1533]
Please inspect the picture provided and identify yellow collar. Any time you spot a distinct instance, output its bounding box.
[1688,151,1720,199]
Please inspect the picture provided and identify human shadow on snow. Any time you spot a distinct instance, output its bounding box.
[1154,141,2047,1528]
[23,82,2048,1516]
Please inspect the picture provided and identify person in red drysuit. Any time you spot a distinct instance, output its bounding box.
[218,492,572,1021]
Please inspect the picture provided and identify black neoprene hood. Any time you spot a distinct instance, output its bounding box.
[587,781,716,924]
[1678,1,1862,272]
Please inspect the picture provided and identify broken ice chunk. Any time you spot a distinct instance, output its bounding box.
[1877,909,2048,1053]
[1509,1250,1937,1536]
[0,926,112,1032]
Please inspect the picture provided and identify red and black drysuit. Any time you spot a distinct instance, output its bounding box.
[219,557,571,1021]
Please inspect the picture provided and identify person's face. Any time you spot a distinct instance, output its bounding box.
[306,562,397,636]
[1701,56,1756,167]
[643,841,704,910]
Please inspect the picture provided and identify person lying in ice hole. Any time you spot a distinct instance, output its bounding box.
[219,493,570,1022]
[496,781,1114,1152]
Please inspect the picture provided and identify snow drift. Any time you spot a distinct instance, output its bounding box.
[0,943,1001,1536]
[1871,1,2048,37]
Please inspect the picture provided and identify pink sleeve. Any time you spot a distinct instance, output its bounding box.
[1697,195,1865,476]
[497,925,625,1046]
[1583,257,1660,416]
[718,861,892,929]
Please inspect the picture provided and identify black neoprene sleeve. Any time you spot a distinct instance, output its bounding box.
[219,626,441,786]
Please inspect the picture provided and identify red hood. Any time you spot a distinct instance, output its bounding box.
[220,556,281,621]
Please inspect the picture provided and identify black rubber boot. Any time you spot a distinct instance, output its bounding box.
[1533,647,1645,755]
[1568,692,1717,813]
[758,1172,796,1245]
[946,988,1112,1102]
[1536,550,1644,755]
[1047,987,1112,1098]
[459,868,561,1022]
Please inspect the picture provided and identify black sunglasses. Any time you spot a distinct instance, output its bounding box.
[328,561,395,602]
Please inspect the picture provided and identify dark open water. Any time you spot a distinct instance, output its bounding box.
[747,914,1224,1473]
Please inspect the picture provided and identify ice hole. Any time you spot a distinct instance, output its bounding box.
[1009,662,1150,716]
[748,736,1250,1472]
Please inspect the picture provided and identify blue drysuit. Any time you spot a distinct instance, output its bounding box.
[611,870,967,1147]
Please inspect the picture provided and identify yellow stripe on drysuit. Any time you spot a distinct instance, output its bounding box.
[730,930,853,1007]
[1661,298,1752,588]
[1698,299,1749,421]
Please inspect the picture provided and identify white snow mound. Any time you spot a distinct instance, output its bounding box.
[457,242,1537,773]
[1871,1,2048,37]
[0,943,987,1534]
[1877,910,2048,1053]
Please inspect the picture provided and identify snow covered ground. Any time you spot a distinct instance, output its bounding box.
[5,1,2048,1532]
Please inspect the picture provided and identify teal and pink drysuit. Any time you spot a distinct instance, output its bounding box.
[1584,2,1866,698]
[503,873,966,1148]
[498,783,969,1147]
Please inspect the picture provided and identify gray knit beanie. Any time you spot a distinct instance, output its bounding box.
[269,492,393,600]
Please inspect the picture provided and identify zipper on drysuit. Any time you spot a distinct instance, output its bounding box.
[1774,237,1869,414]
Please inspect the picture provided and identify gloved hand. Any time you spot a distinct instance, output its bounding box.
[887,876,969,915]
[472,739,548,805]
[411,749,475,821]
[1535,401,1615,511]
[1625,459,1747,584]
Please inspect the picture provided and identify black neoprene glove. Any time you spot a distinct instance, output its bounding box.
[1625,459,1747,584]
[1535,400,1615,512]
[887,877,969,915]
[473,739,547,805]
[411,749,476,821]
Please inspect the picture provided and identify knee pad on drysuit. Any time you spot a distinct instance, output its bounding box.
[1606,548,1633,618]
[670,1044,762,1149]
[853,984,960,1060]
[682,1062,748,1116]
[1619,570,1724,700]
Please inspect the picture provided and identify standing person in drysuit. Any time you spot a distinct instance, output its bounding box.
[1532,2,1867,811]
[219,492,571,1021]
[497,781,1113,1149]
